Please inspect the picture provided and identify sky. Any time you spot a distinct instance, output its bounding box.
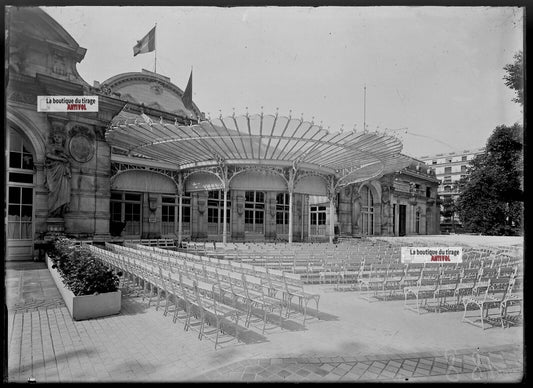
[41,5,524,159]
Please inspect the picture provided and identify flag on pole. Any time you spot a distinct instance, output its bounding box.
[133,26,156,56]
[182,70,193,111]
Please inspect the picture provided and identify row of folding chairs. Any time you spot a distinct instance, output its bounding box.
[335,261,519,303]
[105,243,320,328]
[207,247,519,283]
[95,245,244,349]
[125,242,305,290]
[124,238,176,248]
[461,275,523,330]
[403,267,521,318]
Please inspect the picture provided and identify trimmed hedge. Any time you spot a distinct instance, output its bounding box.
[47,238,120,296]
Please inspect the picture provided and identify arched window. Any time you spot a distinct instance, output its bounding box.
[7,128,34,240]
[361,185,374,235]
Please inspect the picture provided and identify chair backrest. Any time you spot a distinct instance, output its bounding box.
[421,266,440,281]
[440,269,460,285]
[510,275,522,294]
[498,265,517,279]
[371,263,388,278]
[461,268,479,282]
[167,271,180,296]
[178,273,191,301]
[473,279,491,297]
[192,280,205,310]
[489,276,513,297]
[479,267,498,281]
[241,274,252,299]
[158,266,168,291]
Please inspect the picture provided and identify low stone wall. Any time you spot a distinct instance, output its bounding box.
[46,254,121,320]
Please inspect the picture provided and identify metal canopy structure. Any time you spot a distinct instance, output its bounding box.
[106,112,412,185]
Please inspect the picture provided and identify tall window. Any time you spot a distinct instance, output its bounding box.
[245,191,264,234]
[207,190,230,235]
[276,193,289,234]
[310,205,327,236]
[416,209,421,234]
[7,129,34,240]
[361,185,374,235]
[161,196,175,235]
[110,191,142,236]
[161,193,191,236]
[444,166,452,174]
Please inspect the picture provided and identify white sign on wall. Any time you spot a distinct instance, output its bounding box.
[37,96,99,112]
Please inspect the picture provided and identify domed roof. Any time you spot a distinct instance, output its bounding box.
[101,69,201,119]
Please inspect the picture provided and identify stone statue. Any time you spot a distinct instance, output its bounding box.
[352,189,362,235]
[381,185,391,227]
[45,127,71,217]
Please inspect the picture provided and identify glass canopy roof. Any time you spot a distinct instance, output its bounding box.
[106,112,413,185]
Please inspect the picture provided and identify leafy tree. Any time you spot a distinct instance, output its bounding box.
[440,195,457,232]
[503,51,524,106]
[456,123,523,235]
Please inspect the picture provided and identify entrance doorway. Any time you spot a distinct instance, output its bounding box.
[399,204,407,236]
[244,191,264,237]
[309,195,328,237]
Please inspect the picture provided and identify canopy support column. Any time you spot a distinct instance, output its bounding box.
[287,164,298,245]
[288,190,293,244]
[327,175,338,244]
[223,187,228,244]
[177,172,184,246]
[178,194,183,245]
[329,196,335,244]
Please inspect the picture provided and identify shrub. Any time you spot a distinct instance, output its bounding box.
[47,237,119,296]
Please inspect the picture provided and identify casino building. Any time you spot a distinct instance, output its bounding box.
[5,7,440,261]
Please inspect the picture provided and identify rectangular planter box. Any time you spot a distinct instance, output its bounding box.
[46,254,121,321]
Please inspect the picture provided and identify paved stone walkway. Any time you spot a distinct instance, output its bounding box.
[195,345,523,382]
[4,260,524,383]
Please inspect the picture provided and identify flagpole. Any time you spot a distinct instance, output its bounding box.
[363,84,367,131]
[154,23,157,73]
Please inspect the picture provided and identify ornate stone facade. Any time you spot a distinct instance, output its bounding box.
[5,7,440,260]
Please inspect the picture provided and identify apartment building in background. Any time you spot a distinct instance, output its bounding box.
[419,148,485,233]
